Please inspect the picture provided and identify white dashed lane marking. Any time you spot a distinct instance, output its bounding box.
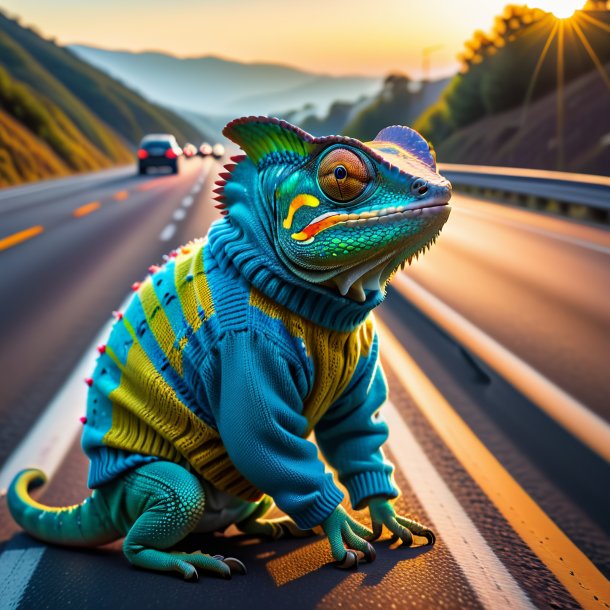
[173,208,186,221]
[159,223,176,241]
[182,195,194,208]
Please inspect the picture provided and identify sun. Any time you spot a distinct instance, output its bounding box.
[528,0,585,19]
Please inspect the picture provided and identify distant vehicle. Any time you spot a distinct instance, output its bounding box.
[198,142,213,157]
[212,143,225,159]
[137,134,182,175]
[182,143,197,158]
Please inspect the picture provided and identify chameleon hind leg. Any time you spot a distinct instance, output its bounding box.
[115,462,245,580]
[235,495,315,540]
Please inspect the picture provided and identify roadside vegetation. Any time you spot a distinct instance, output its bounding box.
[414,5,610,173]
[0,11,206,186]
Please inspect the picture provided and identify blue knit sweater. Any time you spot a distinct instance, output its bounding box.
[81,218,397,530]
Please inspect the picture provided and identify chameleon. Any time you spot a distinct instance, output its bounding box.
[8,116,451,581]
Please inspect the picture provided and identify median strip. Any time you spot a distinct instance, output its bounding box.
[377,318,610,609]
[0,225,44,251]
[72,201,100,218]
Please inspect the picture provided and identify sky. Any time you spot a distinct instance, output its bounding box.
[0,0,583,77]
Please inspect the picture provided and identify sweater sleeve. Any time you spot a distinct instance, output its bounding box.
[211,330,344,530]
[314,334,399,509]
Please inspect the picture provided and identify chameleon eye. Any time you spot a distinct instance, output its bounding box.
[317,148,371,203]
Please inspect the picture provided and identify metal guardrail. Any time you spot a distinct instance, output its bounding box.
[439,164,610,223]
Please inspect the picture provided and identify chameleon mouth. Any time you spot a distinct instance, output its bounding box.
[291,199,450,243]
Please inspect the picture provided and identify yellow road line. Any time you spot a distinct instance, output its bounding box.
[0,225,44,251]
[72,201,100,218]
[113,190,129,201]
[377,318,610,609]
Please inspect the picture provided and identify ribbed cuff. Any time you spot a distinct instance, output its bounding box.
[289,478,344,530]
[343,470,398,509]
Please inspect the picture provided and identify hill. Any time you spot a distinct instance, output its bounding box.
[414,6,610,173]
[68,45,382,117]
[0,12,207,186]
[434,60,610,175]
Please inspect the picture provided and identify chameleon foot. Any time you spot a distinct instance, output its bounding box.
[368,499,436,547]
[127,550,232,581]
[322,506,375,569]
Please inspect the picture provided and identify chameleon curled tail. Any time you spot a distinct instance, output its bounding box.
[7,469,120,547]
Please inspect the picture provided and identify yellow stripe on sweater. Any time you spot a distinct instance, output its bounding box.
[103,326,261,501]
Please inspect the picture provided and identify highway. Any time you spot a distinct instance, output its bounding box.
[0,158,608,609]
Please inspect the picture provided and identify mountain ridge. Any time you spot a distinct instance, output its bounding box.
[69,44,383,117]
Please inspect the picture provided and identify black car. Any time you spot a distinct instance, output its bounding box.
[137,134,182,175]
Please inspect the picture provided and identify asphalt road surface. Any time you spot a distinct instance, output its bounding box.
[0,159,608,609]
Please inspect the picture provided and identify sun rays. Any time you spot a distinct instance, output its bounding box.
[515,7,610,169]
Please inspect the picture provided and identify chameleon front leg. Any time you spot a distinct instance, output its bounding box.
[235,495,315,540]
[107,461,246,580]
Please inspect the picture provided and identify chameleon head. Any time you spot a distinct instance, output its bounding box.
[222,117,451,302]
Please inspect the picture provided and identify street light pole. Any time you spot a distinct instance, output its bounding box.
[422,44,444,82]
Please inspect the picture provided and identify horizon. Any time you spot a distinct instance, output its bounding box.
[0,0,566,79]
[66,42,457,80]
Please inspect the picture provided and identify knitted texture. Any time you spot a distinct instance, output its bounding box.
[81,235,397,529]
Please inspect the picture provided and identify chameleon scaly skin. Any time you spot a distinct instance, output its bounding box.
[8,116,450,579]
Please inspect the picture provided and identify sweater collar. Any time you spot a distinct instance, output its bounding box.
[206,219,383,332]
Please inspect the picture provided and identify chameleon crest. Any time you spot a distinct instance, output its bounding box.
[216,116,451,302]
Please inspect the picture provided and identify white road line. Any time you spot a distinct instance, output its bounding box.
[173,208,186,221]
[159,223,176,241]
[0,294,132,608]
[0,545,45,610]
[181,195,194,208]
[455,205,610,256]
[385,401,534,610]
[191,184,201,194]
[393,274,610,463]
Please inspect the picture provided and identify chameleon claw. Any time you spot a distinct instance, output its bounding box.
[223,557,247,576]
[363,542,376,563]
[400,528,414,547]
[336,549,359,570]
[423,529,436,546]
[185,568,199,582]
